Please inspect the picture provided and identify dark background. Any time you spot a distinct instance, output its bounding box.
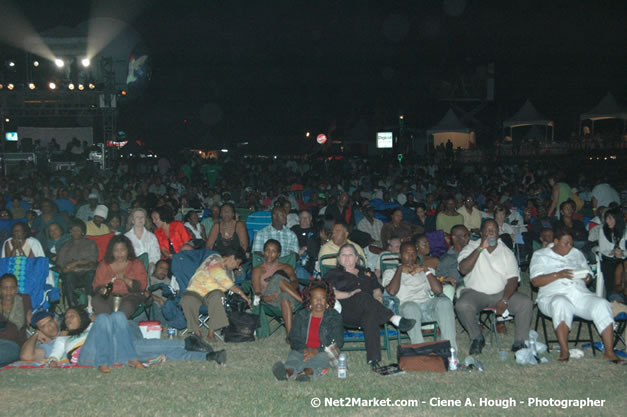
[9,0,627,150]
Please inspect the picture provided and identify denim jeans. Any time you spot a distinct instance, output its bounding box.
[79,312,139,367]
[128,321,206,361]
[0,339,20,367]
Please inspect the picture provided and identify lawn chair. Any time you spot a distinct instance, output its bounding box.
[0,256,58,312]
[248,251,303,338]
[165,248,217,331]
[245,210,272,247]
[380,254,439,345]
[319,253,367,278]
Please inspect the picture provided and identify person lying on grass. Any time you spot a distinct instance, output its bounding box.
[272,280,343,381]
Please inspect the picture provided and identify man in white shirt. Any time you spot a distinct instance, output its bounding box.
[591,182,620,212]
[383,243,457,348]
[455,219,532,354]
[357,205,383,248]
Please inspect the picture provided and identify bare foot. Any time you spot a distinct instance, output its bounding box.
[603,352,623,363]
[98,365,111,373]
[194,330,202,338]
[207,329,216,342]
[128,360,144,369]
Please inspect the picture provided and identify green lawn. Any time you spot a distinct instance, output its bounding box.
[2,280,625,417]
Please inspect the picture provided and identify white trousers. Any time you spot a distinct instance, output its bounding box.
[537,287,614,334]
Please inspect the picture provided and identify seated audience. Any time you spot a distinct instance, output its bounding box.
[152,205,192,260]
[2,222,45,257]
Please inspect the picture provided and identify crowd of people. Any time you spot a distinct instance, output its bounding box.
[0,152,625,377]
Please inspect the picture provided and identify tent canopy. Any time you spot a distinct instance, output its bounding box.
[428,109,474,149]
[580,92,627,121]
[503,100,553,128]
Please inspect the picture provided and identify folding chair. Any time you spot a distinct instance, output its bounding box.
[0,256,58,312]
[249,252,303,338]
[534,310,598,356]
[479,307,500,352]
[613,312,626,350]
[319,253,367,278]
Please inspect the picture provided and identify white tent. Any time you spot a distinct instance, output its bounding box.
[579,92,627,135]
[427,109,475,149]
[503,100,554,142]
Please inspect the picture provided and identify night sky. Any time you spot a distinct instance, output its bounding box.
[8,0,627,150]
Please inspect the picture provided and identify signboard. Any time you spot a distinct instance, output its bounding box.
[376,131,393,148]
[316,133,327,144]
[4,132,18,142]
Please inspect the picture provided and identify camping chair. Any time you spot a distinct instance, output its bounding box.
[167,248,219,332]
[249,252,303,338]
[130,253,161,321]
[85,233,115,262]
[245,211,272,247]
[613,312,626,350]
[380,254,439,345]
[341,296,396,361]
[0,256,58,312]
[479,307,501,352]
[319,253,367,278]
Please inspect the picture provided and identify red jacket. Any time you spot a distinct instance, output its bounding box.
[154,220,192,258]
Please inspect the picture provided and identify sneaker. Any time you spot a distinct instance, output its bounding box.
[272,361,287,381]
[397,318,417,332]
[469,337,485,355]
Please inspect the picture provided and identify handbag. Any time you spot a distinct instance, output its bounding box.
[397,340,451,373]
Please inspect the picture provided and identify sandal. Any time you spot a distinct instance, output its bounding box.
[557,356,569,363]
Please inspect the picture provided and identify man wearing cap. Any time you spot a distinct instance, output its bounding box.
[75,193,99,223]
[86,205,112,236]
[20,311,60,361]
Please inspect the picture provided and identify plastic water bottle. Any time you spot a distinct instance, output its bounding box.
[337,353,347,378]
[448,347,459,371]
[529,339,539,363]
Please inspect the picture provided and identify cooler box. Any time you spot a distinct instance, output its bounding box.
[139,321,162,339]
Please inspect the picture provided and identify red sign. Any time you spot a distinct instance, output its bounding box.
[316,134,327,144]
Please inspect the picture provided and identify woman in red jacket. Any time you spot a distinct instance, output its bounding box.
[91,235,148,318]
[151,206,192,260]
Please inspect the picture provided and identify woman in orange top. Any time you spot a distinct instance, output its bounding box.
[151,206,192,260]
[91,235,148,318]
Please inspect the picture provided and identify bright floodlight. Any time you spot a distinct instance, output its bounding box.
[8,61,15,67]
[7,83,14,90]
[88,83,95,90]
[68,83,75,90]
[49,82,56,90]
[221,149,229,152]
[28,83,35,90]
[78,83,85,90]
[81,58,90,67]
[54,58,64,68]
[33,60,39,67]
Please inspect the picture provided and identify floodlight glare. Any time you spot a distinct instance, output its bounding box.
[68,83,75,90]
[33,60,39,67]
[54,58,64,68]
[7,83,14,90]
[88,83,95,90]
[78,83,85,90]
[81,58,90,67]
[49,82,56,90]
[5,118,9,123]
[28,83,36,90]
[8,61,15,67]
[0,84,3,89]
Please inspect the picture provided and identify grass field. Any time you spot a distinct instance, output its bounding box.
[1,286,625,417]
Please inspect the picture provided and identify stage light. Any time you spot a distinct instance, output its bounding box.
[0,84,3,89]
[121,90,127,96]
[81,58,90,67]
[33,60,39,67]
[5,118,10,123]
[8,61,15,67]
[7,83,14,90]
[68,83,75,90]
[78,83,85,90]
[49,82,56,90]
[54,58,64,68]
[88,83,95,90]
[305,132,310,137]
[28,83,36,90]
[221,149,229,153]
